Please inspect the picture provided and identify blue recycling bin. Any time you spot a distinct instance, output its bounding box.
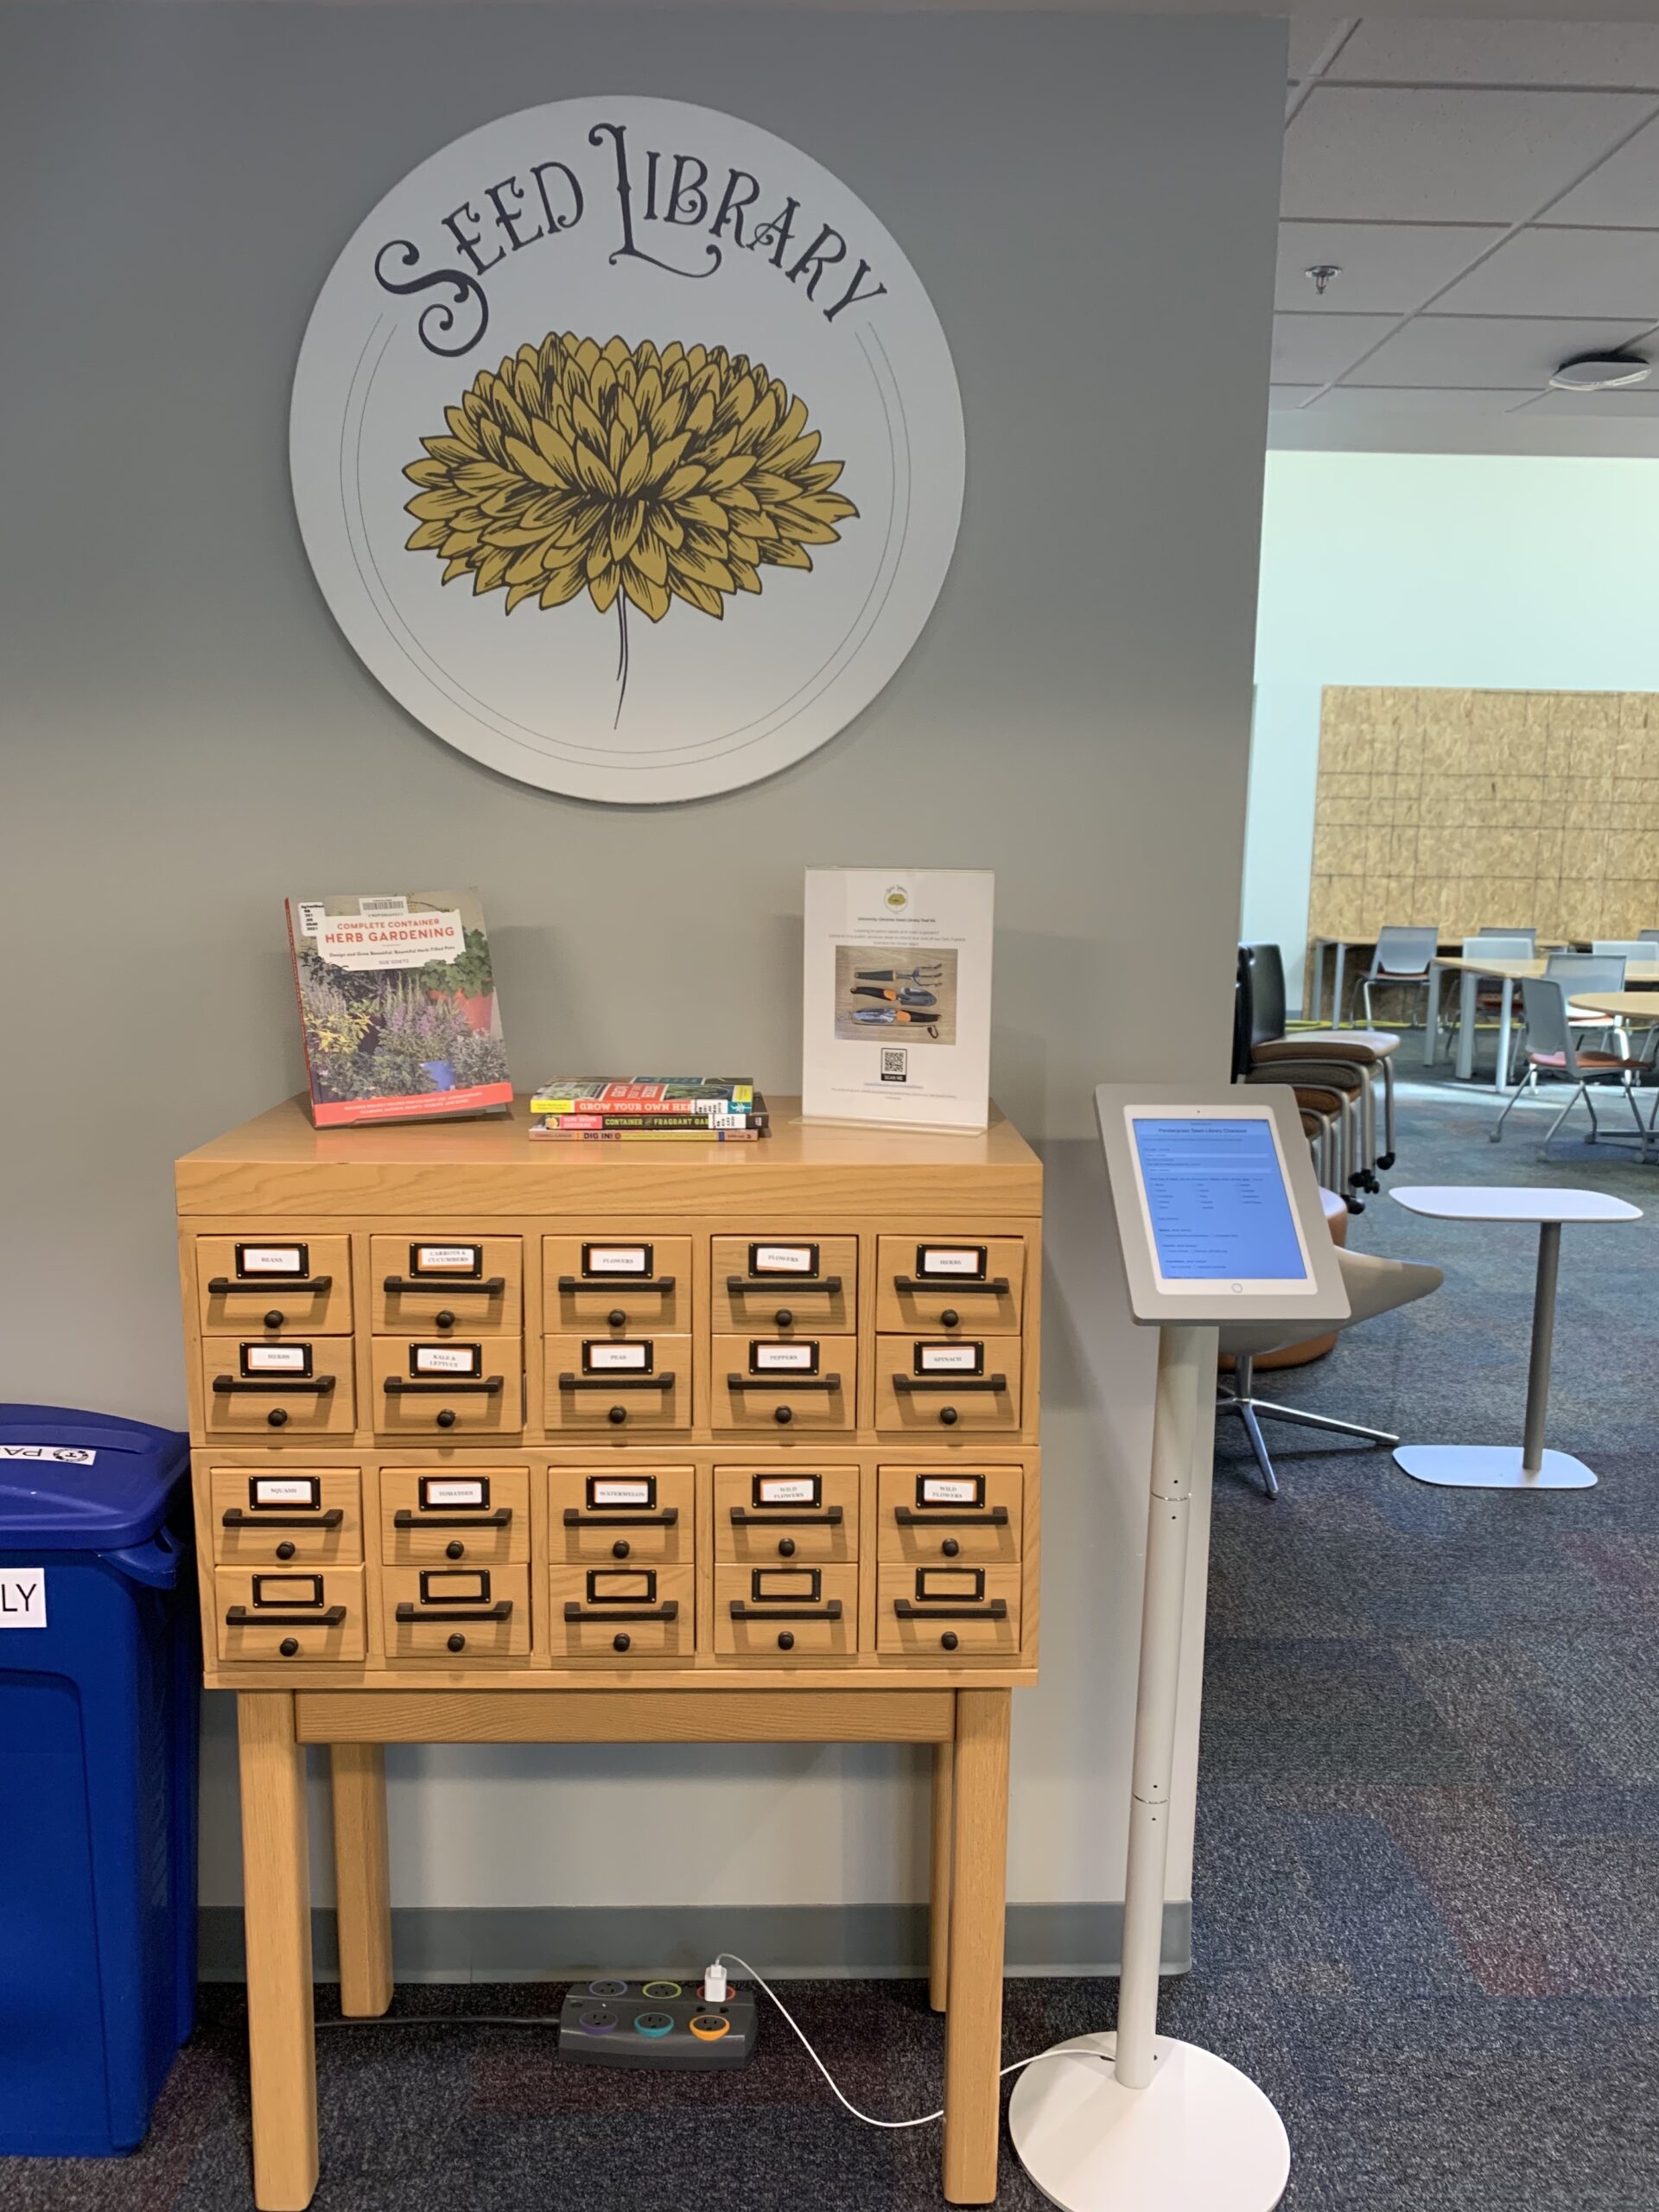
[0,1404,198,2156]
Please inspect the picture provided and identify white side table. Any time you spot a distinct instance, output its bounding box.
[1389,1185,1643,1490]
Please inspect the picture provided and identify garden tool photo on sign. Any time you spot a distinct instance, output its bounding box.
[851,1005,941,1035]
[851,986,939,1007]
[853,965,945,985]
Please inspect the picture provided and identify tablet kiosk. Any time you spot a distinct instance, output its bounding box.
[1008,1084,1348,2212]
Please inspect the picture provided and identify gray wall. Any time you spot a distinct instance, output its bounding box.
[0,5,1285,1958]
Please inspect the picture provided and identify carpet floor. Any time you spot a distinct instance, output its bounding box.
[6,1081,1656,2210]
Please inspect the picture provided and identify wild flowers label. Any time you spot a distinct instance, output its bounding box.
[290,99,963,804]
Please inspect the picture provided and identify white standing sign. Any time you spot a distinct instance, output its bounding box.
[291,99,964,804]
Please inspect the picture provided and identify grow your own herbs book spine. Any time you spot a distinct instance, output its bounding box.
[285,893,512,1127]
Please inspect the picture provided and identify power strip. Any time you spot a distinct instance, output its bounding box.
[556,1977,757,2070]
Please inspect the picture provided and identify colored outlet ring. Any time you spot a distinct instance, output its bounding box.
[577,2009,617,2034]
[641,1980,683,2000]
[633,2012,675,2038]
[689,2014,731,2041]
[586,1979,628,1998]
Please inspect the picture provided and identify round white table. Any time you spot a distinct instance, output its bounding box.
[1389,1185,1642,1490]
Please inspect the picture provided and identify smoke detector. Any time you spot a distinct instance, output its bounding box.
[1549,352,1652,391]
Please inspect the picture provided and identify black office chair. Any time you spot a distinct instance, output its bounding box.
[1235,945,1376,1210]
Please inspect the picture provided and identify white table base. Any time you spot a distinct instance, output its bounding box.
[1008,2032,1291,2212]
[1395,1444,1596,1490]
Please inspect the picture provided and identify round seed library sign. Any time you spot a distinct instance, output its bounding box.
[290,98,965,804]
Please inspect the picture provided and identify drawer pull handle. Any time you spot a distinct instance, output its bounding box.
[893,1599,1008,1620]
[729,1600,844,1622]
[728,1506,843,1527]
[557,1274,677,1294]
[892,1375,1008,1395]
[382,1275,506,1296]
[564,1601,679,1623]
[725,1374,842,1393]
[226,1605,347,1627]
[893,1506,1009,1528]
[207,1276,334,1295]
[892,1276,1011,1295]
[393,1508,512,1529]
[558,1372,677,1391]
[563,1509,679,1528]
[396,1600,512,1623]
[727,1275,842,1294]
[383,1376,504,1395]
[213,1376,337,1395]
[222,1508,346,1529]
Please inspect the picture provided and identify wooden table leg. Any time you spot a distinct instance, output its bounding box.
[237,1693,319,2211]
[330,1742,393,2018]
[942,1689,1011,2205]
[929,1739,954,2013]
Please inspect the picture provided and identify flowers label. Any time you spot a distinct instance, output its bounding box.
[290,99,964,804]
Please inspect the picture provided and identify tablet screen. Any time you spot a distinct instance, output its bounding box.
[1129,1114,1310,1287]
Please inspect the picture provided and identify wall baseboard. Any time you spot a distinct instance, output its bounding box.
[199,1901,1191,1983]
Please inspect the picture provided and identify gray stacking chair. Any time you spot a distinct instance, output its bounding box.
[1354,926,1440,1030]
[1477,925,1538,949]
[1491,976,1648,1156]
[1543,950,1630,1058]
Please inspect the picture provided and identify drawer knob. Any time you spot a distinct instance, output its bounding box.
[777,1537,797,1558]
[939,1406,959,1427]
[447,1632,467,1654]
[435,1310,455,1330]
[608,1308,627,1328]
[264,1308,286,1330]
[774,1406,793,1426]
[613,1632,632,1653]
[276,1541,296,1561]
[446,1540,466,1560]
[612,1539,632,1560]
[436,1408,457,1429]
[941,1308,960,1329]
[942,1538,960,1558]
[777,1631,795,1652]
[941,1632,959,1652]
[774,1307,794,1330]
[608,1405,627,1426]
[279,1637,300,1657]
[267,1408,288,1428]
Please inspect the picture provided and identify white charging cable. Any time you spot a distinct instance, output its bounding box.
[712,1953,1109,2131]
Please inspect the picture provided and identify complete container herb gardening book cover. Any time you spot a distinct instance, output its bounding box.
[284,893,512,1127]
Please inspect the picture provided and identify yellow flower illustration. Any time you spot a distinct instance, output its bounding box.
[403,333,858,714]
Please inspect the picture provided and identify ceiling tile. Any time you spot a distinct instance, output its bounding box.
[1273,312,1398,385]
[1344,315,1656,391]
[1522,385,1659,418]
[1287,15,1351,81]
[1326,22,1659,91]
[1277,220,1504,312]
[1306,387,1534,416]
[1282,86,1656,224]
[1269,386,1320,410]
[1543,113,1659,228]
[1433,226,1659,318]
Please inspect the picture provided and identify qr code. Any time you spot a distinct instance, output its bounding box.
[880,1046,908,1082]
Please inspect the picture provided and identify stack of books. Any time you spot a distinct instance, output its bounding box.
[528,1079,769,1141]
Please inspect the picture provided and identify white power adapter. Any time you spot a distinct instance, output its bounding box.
[702,1960,729,2004]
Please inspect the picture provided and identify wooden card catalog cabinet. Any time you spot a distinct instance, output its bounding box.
[175,1096,1042,1692]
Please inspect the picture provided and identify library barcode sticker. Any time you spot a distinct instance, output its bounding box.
[0,1571,47,1628]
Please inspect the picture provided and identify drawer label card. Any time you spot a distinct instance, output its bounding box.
[251,1476,322,1510]
[241,1342,313,1377]
[916,1567,985,1601]
[918,1475,985,1508]
[419,1568,490,1605]
[754,1475,821,1508]
[235,1243,308,1277]
[412,1342,482,1376]
[750,1243,817,1276]
[750,1341,819,1374]
[0,1570,46,1628]
[917,1245,988,1280]
[588,1477,656,1509]
[583,1243,652,1275]
[583,1340,652,1372]
[916,1342,984,1375]
[587,1567,656,1603]
[252,1574,323,1608]
[420,1477,489,1510]
[410,1243,482,1276]
[753,1567,822,1602]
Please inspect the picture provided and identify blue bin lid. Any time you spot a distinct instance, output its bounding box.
[0,1404,190,1550]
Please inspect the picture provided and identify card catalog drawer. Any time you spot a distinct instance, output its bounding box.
[874,1337,1021,1433]
[874,1236,1026,1336]
[877,1466,1022,1565]
[212,1466,363,1566]
[875,1565,1021,1660]
[714,1563,858,1662]
[544,1236,691,1333]
[550,1562,696,1662]
[202,1344,355,1438]
[711,1236,856,1334]
[371,1236,523,1334]
[215,1565,366,1663]
[383,1563,531,1662]
[197,1236,353,1337]
[371,1335,524,1438]
[552,1467,695,1564]
[715,1465,860,1563]
[712,1337,853,1433]
[380,1466,530,1566]
[544,1334,690,1433]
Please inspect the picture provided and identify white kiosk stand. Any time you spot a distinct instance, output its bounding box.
[1009,1085,1351,2212]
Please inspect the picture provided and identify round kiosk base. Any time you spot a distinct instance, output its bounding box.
[1008,2032,1290,2212]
